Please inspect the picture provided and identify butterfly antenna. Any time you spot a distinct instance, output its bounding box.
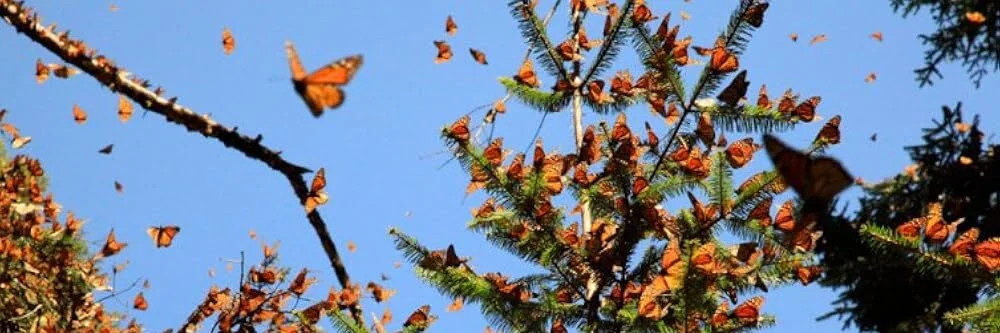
[436,147,462,170]
[418,149,449,160]
[522,111,550,154]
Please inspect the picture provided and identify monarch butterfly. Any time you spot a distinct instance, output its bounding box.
[611,71,634,97]
[731,296,764,324]
[709,38,739,73]
[809,34,828,45]
[756,84,772,109]
[402,305,435,330]
[513,59,540,88]
[764,135,851,206]
[118,94,133,123]
[146,225,180,248]
[305,168,328,213]
[631,1,657,24]
[814,115,841,145]
[975,238,1000,271]
[285,41,363,117]
[366,281,396,303]
[469,48,488,65]
[433,40,453,64]
[445,15,458,36]
[72,104,87,124]
[948,227,979,259]
[98,229,127,258]
[35,58,49,84]
[795,265,822,285]
[718,70,749,106]
[221,27,235,55]
[288,268,316,295]
[870,31,883,42]
[133,292,148,311]
[725,137,759,169]
[446,297,464,312]
[742,2,769,28]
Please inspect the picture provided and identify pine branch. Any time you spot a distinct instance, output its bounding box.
[945,297,1000,329]
[628,18,687,103]
[705,151,734,219]
[390,229,558,332]
[0,0,363,323]
[703,104,795,134]
[499,77,571,113]
[686,0,759,104]
[327,310,368,333]
[581,92,646,114]
[508,0,571,83]
[646,0,762,184]
[581,0,636,84]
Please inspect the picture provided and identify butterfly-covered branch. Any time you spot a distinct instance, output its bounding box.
[508,0,571,83]
[0,0,362,323]
[580,0,634,84]
[645,0,766,184]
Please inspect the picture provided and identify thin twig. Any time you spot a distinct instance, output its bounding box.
[0,0,362,323]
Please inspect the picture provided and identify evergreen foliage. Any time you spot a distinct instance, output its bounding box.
[818,103,1000,332]
[392,1,851,331]
[0,144,139,332]
[889,0,1000,87]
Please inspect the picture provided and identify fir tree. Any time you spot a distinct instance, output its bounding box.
[391,1,851,331]
[818,103,1000,332]
[889,0,1000,87]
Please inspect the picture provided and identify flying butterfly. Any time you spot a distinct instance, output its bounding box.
[118,94,133,123]
[469,48,488,65]
[809,34,828,45]
[221,27,235,55]
[72,104,87,124]
[286,41,363,117]
[147,225,180,248]
[433,40,453,64]
[717,70,749,106]
[133,292,148,311]
[445,15,458,36]
[870,31,883,42]
[763,135,852,224]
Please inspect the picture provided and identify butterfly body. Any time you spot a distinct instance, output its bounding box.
[285,41,362,117]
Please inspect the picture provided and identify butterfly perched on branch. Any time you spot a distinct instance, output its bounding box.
[285,41,363,117]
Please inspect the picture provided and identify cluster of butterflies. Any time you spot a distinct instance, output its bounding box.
[895,202,1000,272]
[434,15,489,65]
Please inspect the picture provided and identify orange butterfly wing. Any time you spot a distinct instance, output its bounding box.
[763,135,851,202]
[133,292,148,311]
[147,225,180,248]
[285,41,362,116]
[975,238,1000,271]
[72,104,87,124]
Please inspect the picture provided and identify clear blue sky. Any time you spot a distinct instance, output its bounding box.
[0,0,996,332]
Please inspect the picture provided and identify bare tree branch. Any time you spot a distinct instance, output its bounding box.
[0,0,363,324]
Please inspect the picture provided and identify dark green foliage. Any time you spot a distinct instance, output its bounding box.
[817,103,1000,332]
[889,0,1000,87]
